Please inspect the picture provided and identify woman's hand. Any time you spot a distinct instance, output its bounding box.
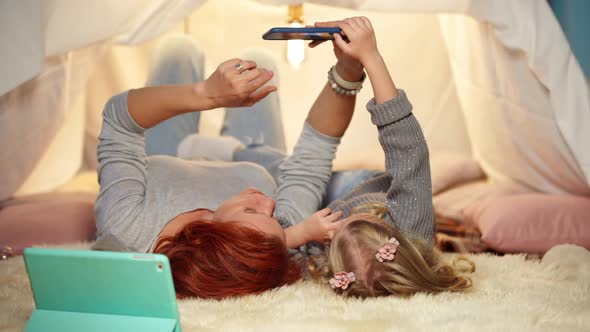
[198,58,277,109]
[301,208,344,243]
[126,58,277,129]
[314,17,379,68]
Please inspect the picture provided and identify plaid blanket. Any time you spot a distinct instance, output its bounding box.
[435,214,487,253]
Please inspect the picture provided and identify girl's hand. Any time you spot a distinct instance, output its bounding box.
[199,58,277,109]
[302,208,345,243]
[314,17,379,67]
[309,24,364,81]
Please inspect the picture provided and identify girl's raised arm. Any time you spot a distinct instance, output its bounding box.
[318,17,435,241]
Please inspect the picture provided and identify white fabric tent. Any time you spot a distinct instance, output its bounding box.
[296,0,590,196]
[0,0,205,95]
[1,0,589,201]
[0,0,204,199]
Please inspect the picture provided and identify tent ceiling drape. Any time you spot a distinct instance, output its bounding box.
[253,0,590,191]
[1,0,588,200]
[0,0,206,95]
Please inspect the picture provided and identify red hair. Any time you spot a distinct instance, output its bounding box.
[154,219,302,299]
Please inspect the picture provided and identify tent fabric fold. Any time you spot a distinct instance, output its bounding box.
[257,0,590,191]
[0,0,204,200]
[0,0,588,201]
[0,0,205,96]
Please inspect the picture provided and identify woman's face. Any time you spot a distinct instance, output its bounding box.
[213,188,286,244]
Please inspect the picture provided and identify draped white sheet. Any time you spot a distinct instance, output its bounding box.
[256,0,590,194]
[1,0,588,201]
[0,0,205,95]
[0,0,205,200]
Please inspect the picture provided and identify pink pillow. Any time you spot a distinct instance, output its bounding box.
[433,180,529,221]
[0,192,96,255]
[463,194,590,254]
[430,152,486,195]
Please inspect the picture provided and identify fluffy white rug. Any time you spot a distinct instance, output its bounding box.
[1,243,589,332]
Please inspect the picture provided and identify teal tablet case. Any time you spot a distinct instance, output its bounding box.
[23,248,181,332]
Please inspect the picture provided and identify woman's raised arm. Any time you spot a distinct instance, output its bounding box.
[274,38,365,229]
[127,59,276,128]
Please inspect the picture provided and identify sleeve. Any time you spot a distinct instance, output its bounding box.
[273,122,341,228]
[93,91,147,250]
[366,89,436,242]
[329,173,391,205]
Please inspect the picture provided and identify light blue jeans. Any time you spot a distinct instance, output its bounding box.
[144,35,382,206]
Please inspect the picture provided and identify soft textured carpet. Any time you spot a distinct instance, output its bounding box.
[1,243,589,332]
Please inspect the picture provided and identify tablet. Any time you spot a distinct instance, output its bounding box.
[262,27,342,40]
[23,248,181,332]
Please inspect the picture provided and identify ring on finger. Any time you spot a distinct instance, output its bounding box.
[235,62,244,73]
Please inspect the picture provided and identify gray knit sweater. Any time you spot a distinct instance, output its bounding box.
[93,91,340,253]
[93,89,434,253]
[328,90,435,242]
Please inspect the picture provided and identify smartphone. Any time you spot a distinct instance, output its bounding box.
[262,27,342,40]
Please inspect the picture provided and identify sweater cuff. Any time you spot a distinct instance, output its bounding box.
[303,121,342,146]
[107,90,146,134]
[366,89,413,127]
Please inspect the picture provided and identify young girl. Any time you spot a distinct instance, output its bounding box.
[307,17,473,297]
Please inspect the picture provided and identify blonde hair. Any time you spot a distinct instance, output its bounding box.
[310,206,473,298]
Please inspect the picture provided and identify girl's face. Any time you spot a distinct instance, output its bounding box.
[213,188,286,244]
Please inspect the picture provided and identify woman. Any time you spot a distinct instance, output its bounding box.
[94,34,375,299]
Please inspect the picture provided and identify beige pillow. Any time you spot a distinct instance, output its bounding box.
[430,152,486,195]
[433,180,529,221]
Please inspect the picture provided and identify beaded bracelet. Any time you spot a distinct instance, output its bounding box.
[327,65,366,96]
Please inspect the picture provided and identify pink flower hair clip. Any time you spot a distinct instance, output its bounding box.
[329,271,356,290]
[375,237,400,262]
